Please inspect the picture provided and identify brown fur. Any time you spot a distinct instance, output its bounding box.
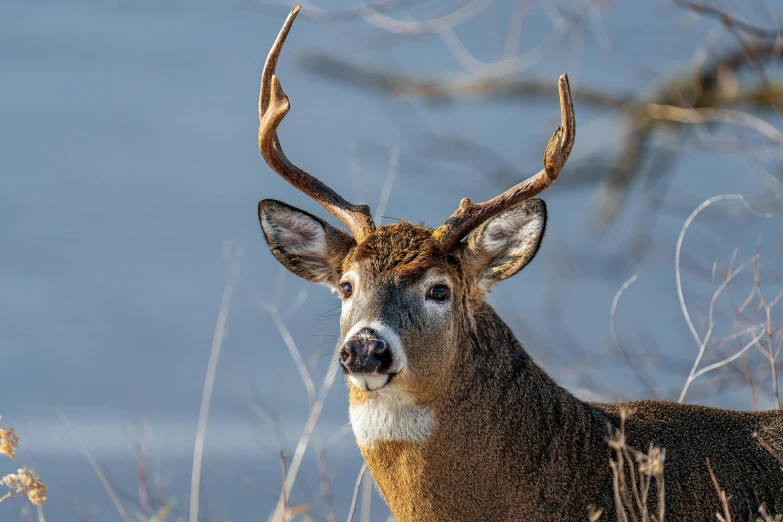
[351,222,451,279]
[261,208,783,521]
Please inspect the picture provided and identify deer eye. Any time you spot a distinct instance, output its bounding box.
[340,282,353,299]
[427,284,450,303]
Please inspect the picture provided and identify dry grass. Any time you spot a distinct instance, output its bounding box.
[0,415,47,521]
[593,409,783,522]
[604,407,666,522]
[0,417,19,461]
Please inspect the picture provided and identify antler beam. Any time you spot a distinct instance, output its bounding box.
[432,74,575,251]
[259,6,376,243]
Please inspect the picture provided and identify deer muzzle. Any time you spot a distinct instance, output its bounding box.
[340,326,403,391]
[340,328,392,372]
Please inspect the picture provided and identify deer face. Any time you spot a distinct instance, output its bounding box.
[259,198,547,400]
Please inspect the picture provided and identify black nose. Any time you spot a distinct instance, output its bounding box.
[340,329,392,374]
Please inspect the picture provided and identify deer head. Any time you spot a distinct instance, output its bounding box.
[257,6,574,403]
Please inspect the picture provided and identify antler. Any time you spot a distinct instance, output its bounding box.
[432,74,575,251]
[259,6,376,243]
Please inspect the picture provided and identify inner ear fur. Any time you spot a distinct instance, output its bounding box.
[461,199,547,291]
[258,199,356,288]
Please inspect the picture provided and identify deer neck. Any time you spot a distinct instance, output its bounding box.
[348,304,613,521]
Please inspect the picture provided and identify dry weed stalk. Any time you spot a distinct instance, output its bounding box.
[758,504,783,522]
[606,407,665,522]
[754,432,783,470]
[750,253,783,409]
[0,417,19,461]
[346,463,368,522]
[675,194,778,405]
[190,246,242,522]
[1,468,47,507]
[720,236,783,408]
[706,458,732,522]
[277,451,313,522]
[0,415,47,517]
[706,451,783,522]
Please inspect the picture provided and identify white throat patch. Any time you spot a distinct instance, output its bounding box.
[349,392,435,448]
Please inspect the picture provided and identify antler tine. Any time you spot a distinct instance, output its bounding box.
[259,6,376,242]
[432,74,575,251]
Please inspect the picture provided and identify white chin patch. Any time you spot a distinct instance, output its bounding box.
[350,393,434,447]
[348,374,391,392]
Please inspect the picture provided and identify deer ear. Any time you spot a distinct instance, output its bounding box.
[259,200,356,289]
[462,199,546,292]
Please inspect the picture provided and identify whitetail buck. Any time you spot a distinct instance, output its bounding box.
[256,7,783,521]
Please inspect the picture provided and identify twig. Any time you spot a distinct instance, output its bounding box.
[314,427,336,522]
[353,0,494,36]
[189,249,241,522]
[705,458,732,522]
[280,452,288,520]
[60,414,131,522]
[733,38,783,119]
[675,194,771,354]
[504,0,530,58]
[753,432,783,467]
[269,346,341,521]
[261,305,317,403]
[646,104,783,144]
[346,463,368,522]
[261,273,338,522]
[682,325,764,397]
[360,471,373,522]
[242,0,428,23]
[373,146,399,225]
[136,422,150,522]
[298,51,627,106]
[751,252,783,409]
[610,274,658,397]
[674,0,783,40]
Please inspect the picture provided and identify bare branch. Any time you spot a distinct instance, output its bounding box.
[753,432,783,468]
[346,463,368,522]
[675,194,772,351]
[299,51,627,106]
[280,451,288,517]
[706,457,733,522]
[353,0,494,36]
[610,274,658,397]
[62,414,131,522]
[373,146,400,224]
[646,104,783,144]
[678,253,764,402]
[674,0,783,40]
[189,250,241,522]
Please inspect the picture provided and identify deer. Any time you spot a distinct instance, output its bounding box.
[254,7,783,521]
